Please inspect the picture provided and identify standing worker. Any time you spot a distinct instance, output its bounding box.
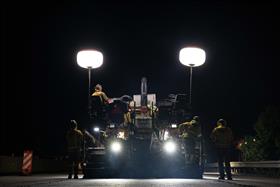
[80,128,97,178]
[210,119,233,180]
[66,120,83,179]
[178,120,195,162]
[189,116,201,162]
[179,116,201,162]
[189,116,201,139]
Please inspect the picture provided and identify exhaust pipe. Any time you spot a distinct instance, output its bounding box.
[141,77,147,106]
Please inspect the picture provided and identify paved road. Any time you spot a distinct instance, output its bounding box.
[0,174,279,187]
[204,172,280,187]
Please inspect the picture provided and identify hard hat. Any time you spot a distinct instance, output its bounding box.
[217,119,227,126]
[193,116,199,121]
[70,120,78,129]
[121,95,132,102]
[95,84,102,91]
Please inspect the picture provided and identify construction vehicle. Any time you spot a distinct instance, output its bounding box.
[82,77,204,178]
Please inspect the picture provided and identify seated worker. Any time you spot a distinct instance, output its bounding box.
[124,109,132,126]
[120,95,133,126]
[91,84,111,131]
[108,95,133,127]
[92,84,110,104]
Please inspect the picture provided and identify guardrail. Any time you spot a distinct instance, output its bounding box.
[205,161,280,176]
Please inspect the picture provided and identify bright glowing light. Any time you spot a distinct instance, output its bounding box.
[117,131,125,139]
[77,50,103,69]
[163,141,177,153]
[111,142,122,153]
[164,131,169,140]
[179,47,206,67]
[109,124,115,128]
[171,124,177,128]
[93,127,100,132]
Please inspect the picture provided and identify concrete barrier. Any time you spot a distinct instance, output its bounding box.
[0,156,67,175]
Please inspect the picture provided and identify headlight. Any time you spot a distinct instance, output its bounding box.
[163,141,177,154]
[110,141,122,153]
[93,127,100,132]
[171,124,177,128]
[109,124,115,128]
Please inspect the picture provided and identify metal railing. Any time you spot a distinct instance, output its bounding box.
[205,161,280,176]
[206,161,280,168]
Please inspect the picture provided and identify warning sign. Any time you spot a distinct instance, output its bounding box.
[22,150,33,175]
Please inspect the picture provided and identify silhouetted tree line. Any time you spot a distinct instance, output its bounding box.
[240,106,280,161]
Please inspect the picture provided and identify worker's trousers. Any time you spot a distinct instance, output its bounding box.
[216,148,232,179]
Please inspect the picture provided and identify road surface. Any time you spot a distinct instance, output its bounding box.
[0,174,280,187]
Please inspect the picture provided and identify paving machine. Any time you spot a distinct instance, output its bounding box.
[82,77,204,178]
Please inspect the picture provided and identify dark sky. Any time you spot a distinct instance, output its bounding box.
[2,2,280,156]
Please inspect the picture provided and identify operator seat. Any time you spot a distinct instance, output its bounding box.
[107,100,127,125]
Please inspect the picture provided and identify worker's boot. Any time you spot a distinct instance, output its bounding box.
[226,173,232,180]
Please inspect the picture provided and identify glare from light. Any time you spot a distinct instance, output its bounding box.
[86,178,197,184]
[171,124,177,128]
[77,50,103,69]
[117,131,125,139]
[109,124,115,128]
[179,47,206,67]
[164,141,177,153]
[94,127,100,132]
[164,131,169,140]
[111,141,122,153]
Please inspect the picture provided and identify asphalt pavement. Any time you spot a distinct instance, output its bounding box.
[203,172,280,187]
[0,173,279,187]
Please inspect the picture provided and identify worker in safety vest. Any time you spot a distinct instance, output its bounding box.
[120,95,133,126]
[178,116,200,160]
[92,84,110,104]
[66,120,83,179]
[188,116,201,139]
[178,118,196,161]
[91,84,112,129]
[210,118,233,180]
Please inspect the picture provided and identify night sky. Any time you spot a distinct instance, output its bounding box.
[2,2,280,156]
